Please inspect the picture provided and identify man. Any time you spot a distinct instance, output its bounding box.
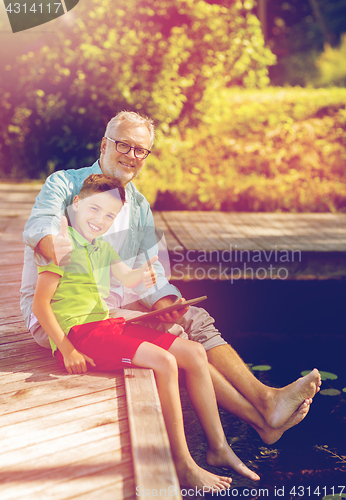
[21,111,320,444]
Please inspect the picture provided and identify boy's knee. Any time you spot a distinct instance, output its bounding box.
[155,350,178,375]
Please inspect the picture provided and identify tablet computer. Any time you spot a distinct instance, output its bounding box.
[124,295,207,324]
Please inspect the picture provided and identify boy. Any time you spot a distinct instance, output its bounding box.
[33,174,260,490]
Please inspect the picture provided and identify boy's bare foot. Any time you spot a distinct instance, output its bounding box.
[261,369,321,429]
[258,398,312,444]
[206,440,260,481]
[176,460,232,492]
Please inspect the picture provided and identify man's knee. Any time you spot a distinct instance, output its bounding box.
[178,306,228,350]
[29,323,51,349]
[190,342,208,367]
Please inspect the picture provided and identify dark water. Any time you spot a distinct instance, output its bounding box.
[172,279,346,500]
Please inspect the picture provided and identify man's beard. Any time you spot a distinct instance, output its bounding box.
[101,157,143,185]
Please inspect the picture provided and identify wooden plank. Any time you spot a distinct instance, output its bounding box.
[0,350,58,369]
[0,374,124,414]
[182,212,231,251]
[205,212,264,251]
[226,212,305,250]
[0,333,32,345]
[0,388,125,428]
[0,339,50,358]
[0,322,29,334]
[245,213,333,251]
[124,368,181,499]
[0,413,129,469]
[297,214,346,246]
[1,406,127,455]
[0,421,129,471]
[0,307,23,319]
[152,212,181,250]
[67,477,136,500]
[0,359,59,379]
[159,211,346,253]
[0,434,132,480]
[160,211,201,250]
[0,316,27,327]
[199,211,264,251]
[0,183,43,193]
[0,450,134,500]
[0,358,57,378]
[227,213,346,251]
[1,377,124,412]
[228,213,318,251]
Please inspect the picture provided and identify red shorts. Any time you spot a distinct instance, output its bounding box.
[55,317,177,371]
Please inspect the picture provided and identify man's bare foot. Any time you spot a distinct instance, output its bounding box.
[176,459,232,492]
[206,439,260,481]
[262,369,321,429]
[258,398,312,444]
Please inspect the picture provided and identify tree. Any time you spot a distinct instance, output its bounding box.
[0,0,275,178]
[263,0,346,85]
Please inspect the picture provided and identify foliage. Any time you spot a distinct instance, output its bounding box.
[270,30,346,88]
[268,19,322,87]
[134,87,346,212]
[0,0,274,179]
[315,34,346,87]
[265,0,346,86]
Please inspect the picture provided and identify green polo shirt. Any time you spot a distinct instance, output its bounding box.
[38,226,121,353]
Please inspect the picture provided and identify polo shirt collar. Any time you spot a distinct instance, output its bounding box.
[68,226,101,249]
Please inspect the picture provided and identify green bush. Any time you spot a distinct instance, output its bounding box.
[134,87,346,212]
[0,0,274,179]
[315,34,346,87]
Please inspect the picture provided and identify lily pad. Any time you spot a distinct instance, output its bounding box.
[251,365,271,371]
[319,388,341,396]
[343,388,346,393]
[301,370,338,381]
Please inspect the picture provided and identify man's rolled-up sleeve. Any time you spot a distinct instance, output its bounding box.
[23,170,75,253]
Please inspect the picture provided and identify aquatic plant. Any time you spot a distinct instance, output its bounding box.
[314,445,346,465]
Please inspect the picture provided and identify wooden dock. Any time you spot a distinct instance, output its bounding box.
[0,183,181,500]
[153,212,346,280]
[1,181,346,499]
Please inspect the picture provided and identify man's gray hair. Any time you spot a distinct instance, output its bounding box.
[105,111,155,148]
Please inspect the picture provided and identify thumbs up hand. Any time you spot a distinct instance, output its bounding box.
[53,216,72,266]
[142,255,158,289]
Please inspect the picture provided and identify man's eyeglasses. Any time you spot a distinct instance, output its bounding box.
[105,137,151,159]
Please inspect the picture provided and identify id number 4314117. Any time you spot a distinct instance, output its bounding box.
[5,3,62,13]
[289,485,346,497]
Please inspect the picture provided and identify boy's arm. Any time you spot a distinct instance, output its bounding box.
[111,255,158,289]
[32,271,96,374]
[38,216,72,266]
[119,199,182,309]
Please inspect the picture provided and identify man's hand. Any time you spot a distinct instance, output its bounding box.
[63,348,96,374]
[152,297,189,323]
[53,216,72,266]
[142,255,158,289]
